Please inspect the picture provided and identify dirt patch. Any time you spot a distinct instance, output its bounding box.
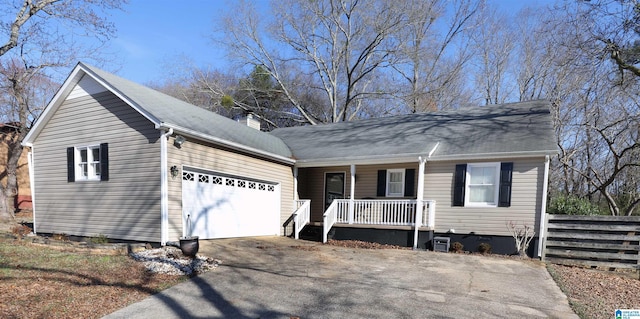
[289,245,320,251]
[548,264,640,319]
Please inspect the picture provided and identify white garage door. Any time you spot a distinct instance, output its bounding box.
[181,168,280,239]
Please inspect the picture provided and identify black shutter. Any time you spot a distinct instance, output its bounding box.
[67,147,75,182]
[453,164,466,206]
[404,168,415,197]
[498,162,513,207]
[376,170,386,197]
[100,143,109,181]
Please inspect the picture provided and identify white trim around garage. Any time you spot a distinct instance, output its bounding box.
[181,166,281,239]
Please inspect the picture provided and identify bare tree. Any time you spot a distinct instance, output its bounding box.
[459,1,640,216]
[533,0,640,215]
[391,0,481,112]
[0,0,125,220]
[571,0,640,81]
[223,0,454,123]
[469,6,518,105]
[153,63,308,130]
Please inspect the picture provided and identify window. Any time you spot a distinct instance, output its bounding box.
[466,163,499,206]
[67,143,109,182]
[386,169,405,197]
[453,162,512,207]
[376,168,415,197]
[77,146,101,180]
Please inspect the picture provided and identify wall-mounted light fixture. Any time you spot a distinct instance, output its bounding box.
[174,135,186,148]
[170,165,179,179]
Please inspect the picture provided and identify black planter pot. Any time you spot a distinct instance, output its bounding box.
[179,236,199,257]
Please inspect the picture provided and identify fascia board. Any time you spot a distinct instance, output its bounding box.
[78,63,161,127]
[293,154,426,167]
[22,63,162,146]
[22,65,85,145]
[293,150,558,168]
[427,150,558,162]
[161,123,296,165]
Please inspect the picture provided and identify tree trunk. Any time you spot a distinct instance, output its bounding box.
[0,133,25,220]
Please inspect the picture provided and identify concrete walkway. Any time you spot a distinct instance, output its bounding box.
[103,237,578,319]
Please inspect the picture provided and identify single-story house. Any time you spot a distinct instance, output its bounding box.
[22,62,557,256]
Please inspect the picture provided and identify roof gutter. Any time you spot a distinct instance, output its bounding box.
[294,154,424,168]
[294,149,556,168]
[158,123,296,165]
[427,150,557,161]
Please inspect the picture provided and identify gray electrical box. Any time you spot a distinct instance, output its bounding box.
[433,237,450,252]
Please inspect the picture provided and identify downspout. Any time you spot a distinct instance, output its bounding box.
[160,128,173,245]
[27,147,36,234]
[537,155,550,258]
[428,142,440,158]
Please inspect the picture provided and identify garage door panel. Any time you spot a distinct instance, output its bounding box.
[182,169,280,239]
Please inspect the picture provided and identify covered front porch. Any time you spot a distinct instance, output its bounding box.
[290,198,435,248]
[289,157,437,249]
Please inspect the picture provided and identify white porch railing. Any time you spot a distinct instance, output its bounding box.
[322,199,436,243]
[323,200,339,243]
[292,200,311,239]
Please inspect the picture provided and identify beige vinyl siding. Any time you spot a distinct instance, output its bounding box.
[424,158,544,236]
[298,166,349,222]
[298,163,419,222]
[31,91,161,242]
[167,137,294,240]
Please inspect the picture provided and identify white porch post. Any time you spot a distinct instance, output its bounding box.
[413,157,427,250]
[348,164,356,224]
[293,166,299,201]
[537,155,551,258]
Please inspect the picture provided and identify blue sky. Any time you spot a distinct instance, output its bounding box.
[107,0,234,84]
[107,0,552,85]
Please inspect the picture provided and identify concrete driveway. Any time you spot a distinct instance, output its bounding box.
[103,237,577,319]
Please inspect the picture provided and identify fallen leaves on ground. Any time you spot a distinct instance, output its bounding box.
[0,237,188,319]
[548,264,640,319]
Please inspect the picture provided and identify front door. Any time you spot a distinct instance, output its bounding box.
[324,172,345,210]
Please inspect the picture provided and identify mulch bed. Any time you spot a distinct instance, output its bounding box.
[326,239,410,250]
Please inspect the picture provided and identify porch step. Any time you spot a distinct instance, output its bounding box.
[298,225,323,242]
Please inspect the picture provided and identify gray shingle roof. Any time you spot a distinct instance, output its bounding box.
[270,100,557,163]
[80,63,293,159]
[77,63,557,165]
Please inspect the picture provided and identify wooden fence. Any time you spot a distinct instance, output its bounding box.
[542,214,640,270]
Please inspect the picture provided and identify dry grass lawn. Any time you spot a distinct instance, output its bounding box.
[0,234,186,319]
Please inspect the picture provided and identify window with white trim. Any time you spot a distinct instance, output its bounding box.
[76,145,101,180]
[386,169,405,197]
[67,143,108,182]
[465,162,500,207]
